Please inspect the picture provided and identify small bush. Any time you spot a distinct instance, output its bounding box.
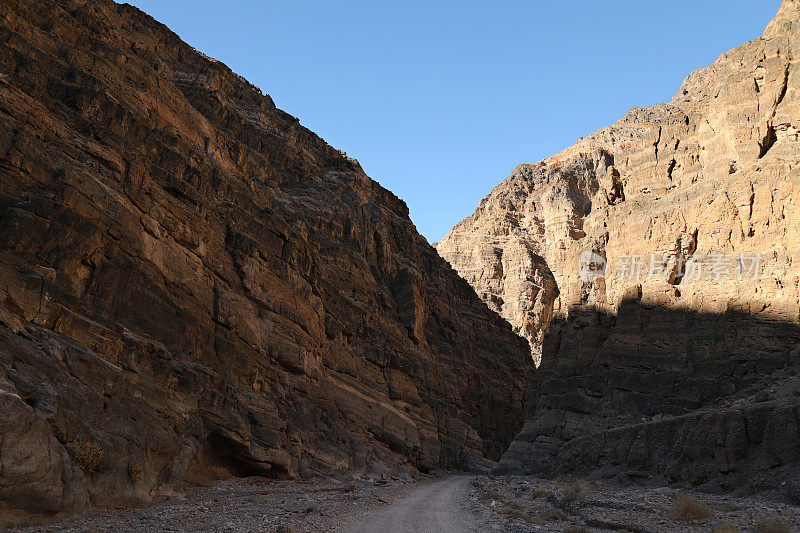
[166,375,178,398]
[173,415,188,437]
[484,489,505,501]
[497,501,522,511]
[496,504,542,525]
[563,527,590,533]
[531,487,551,498]
[67,440,104,473]
[128,461,143,482]
[754,518,791,533]
[541,507,567,521]
[562,480,590,501]
[712,521,740,533]
[671,493,713,521]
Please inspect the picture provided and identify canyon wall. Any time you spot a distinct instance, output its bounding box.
[438,0,800,490]
[0,0,533,525]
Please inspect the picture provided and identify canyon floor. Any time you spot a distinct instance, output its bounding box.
[14,474,799,532]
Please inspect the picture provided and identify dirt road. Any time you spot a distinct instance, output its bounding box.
[344,476,479,533]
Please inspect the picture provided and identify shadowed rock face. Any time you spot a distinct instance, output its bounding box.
[497,303,800,491]
[439,0,800,489]
[0,0,533,524]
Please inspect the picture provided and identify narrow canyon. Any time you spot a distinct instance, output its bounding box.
[1,0,799,531]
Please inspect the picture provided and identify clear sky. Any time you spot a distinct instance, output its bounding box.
[126,1,781,243]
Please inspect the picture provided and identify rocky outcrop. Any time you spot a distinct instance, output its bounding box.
[439,0,800,489]
[436,147,612,364]
[0,376,89,525]
[0,0,533,525]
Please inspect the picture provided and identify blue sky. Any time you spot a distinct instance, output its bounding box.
[127,1,781,242]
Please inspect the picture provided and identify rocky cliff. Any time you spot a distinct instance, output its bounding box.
[0,0,534,525]
[438,0,800,490]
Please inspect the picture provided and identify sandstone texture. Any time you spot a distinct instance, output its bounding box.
[438,0,800,490]
[0,0,533,525]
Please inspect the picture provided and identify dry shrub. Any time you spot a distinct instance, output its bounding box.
[128,461,143,482]
[166,375,178,398]
[182,463,235,487]
[563,527,590,533]
[484,489,505,501]
[173,414,188,437]
[712,521,740,533]
[671,493,713,521]
[531,487,551,498]
[496,504,542,525]
[498,500,522,511]
[561,480,590,501]
[67,440,104,473]
[541,507,568,521]
[754,518,791,533]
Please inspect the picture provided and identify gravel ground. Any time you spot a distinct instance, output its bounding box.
[467,475,800,532]
[343,476,478,532]
[14,474,800,532]
[13,474,419,533]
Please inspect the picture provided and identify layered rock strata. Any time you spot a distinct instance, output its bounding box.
[439,0,800,489]
[0,0,533,525]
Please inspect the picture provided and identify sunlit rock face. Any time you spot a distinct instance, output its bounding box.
[0,0,534,524]
[440,0,800,489]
